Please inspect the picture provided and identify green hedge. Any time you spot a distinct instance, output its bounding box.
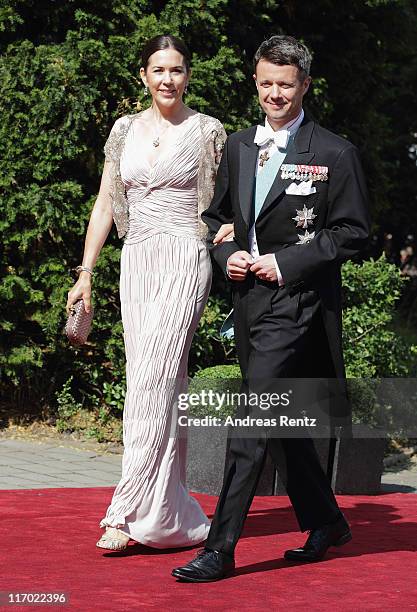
[342,257,417,377]
[2,256,416,426]
[2,1,417,435]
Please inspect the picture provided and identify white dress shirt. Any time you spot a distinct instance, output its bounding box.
[249,109,305,285]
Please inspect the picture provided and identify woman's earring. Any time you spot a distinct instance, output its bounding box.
[144,85,148,96]
[184,84,188,94]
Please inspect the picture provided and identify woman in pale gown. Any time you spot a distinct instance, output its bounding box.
[65,35,233,550]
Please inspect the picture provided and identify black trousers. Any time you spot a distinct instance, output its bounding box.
[205,276,341,556]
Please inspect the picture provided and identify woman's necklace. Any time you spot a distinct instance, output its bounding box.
[152,128,163,147]
[151,112,170,147]
[150,107,187,147]
[152,127,165,147]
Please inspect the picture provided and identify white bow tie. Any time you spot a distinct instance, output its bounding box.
[254,125,290,149]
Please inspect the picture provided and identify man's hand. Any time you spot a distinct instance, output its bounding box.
[250,254,278,282]
[226,251,254,281]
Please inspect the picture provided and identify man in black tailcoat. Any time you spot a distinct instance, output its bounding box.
[173,35,370,582]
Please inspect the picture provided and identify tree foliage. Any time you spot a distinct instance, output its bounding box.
[1,0,416,419]
[342,256,417,377]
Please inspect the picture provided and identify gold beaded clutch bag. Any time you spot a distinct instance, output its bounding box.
[64,299,94,346]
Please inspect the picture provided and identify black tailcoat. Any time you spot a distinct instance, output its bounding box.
[201,116,371,553]
[202,115,370,384]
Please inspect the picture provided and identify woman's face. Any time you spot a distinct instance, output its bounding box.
[141,48,189,108]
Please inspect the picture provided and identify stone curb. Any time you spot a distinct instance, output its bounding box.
[383,446,417,469]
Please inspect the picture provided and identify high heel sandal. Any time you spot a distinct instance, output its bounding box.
[96,527,130,550]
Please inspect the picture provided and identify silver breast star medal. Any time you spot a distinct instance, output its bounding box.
[259,151,270,167]
[292,205,317,229]
[296,230,315,245]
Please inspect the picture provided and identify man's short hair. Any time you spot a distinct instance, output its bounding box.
[253,35,312,79]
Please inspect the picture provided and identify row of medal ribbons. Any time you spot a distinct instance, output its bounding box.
[281,164,329,182]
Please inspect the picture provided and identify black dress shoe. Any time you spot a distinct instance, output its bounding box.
[284,514,352,562]
[172,548,235,582]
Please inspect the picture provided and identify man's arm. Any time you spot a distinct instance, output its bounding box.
[202,137,240,275]
[275,145,370,292]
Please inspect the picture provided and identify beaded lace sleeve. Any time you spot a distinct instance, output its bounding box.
[103,114,137,239]
[104,112,226,241]
[197,114,227,239]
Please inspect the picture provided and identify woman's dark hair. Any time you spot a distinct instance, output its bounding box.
[141,35,191,73]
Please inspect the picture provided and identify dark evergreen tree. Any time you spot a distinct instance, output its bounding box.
[1,0,416,418]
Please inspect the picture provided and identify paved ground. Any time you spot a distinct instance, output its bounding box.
[0,439,121,489]
[380,465,417,493]
[1,437,416,491]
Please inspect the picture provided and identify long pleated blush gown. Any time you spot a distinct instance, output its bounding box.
[99,113,212,548]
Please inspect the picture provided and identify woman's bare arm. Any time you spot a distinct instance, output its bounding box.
[65,161,114,314]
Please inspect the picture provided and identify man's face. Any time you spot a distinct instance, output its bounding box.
[253,60,311,128]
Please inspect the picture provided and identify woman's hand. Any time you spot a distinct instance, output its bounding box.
[213,223,234,244]
[66,272,93,314]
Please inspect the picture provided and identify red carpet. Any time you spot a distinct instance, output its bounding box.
[1,489,417,611]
